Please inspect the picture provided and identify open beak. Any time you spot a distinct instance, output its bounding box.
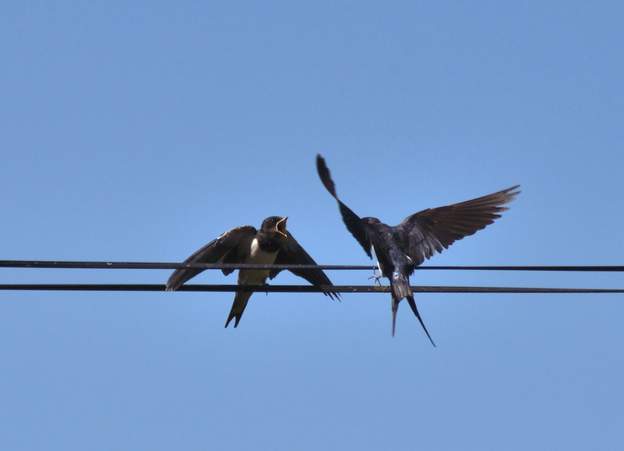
[275,216,288,238]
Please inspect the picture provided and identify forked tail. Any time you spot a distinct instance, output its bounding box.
[406,295,436,347]
[390,271,436,346]
[225,291,253,328]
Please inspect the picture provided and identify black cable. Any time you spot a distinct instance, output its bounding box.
[0,284,623,294]
[1,260,624,272]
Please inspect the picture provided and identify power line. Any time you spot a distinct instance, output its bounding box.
[1,260,624,272]
[0,284,623,294]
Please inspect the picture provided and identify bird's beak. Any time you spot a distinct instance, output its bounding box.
[275,217,288,237]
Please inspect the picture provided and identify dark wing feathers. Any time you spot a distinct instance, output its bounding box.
[398,185,520,265]
[270,231,340,300]
[166,225,257,291]
[316,155,372,258]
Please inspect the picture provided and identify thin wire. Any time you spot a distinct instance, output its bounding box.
[0,284,623,294]
[1,260,624,271]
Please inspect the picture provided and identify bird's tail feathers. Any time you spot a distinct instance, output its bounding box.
[391,271,412,300]
[224,312,242,328]
[406,295,436,347]
[391,297,399,337]
[225,291,252,328]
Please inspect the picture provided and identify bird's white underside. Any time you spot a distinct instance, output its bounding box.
[238,237,279,285]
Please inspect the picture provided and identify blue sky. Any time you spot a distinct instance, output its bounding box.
[1,1,623,450]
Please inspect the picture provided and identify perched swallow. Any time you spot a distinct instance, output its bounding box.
[316,155,519,345]
[166,216,339,328]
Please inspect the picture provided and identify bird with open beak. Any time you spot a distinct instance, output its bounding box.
[166,216,339,327]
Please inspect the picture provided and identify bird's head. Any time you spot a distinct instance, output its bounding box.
[362,217,381,225]
[261,216,289,238]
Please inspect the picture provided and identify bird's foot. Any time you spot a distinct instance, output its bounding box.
[368,271,383,286]
[263,283,270,296]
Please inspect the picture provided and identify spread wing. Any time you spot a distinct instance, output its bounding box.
[269,231,340,300]
[397,186,520,266]
[166,225,257,290]
[316,154,372,258]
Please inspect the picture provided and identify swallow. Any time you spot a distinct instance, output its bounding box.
[166,216,339,328]
[316,155,519,345]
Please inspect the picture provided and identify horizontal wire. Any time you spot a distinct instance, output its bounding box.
[0,284,623,294]
[1,260,624,272]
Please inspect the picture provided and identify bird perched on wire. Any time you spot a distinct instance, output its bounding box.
[316,155,519,345]
[166,216,340,328]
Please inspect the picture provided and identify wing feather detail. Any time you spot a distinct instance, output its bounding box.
[166,225,257,290]
[270,231,340,300]
[398,186,520,266]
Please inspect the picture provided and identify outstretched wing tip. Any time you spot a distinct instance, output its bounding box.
[503,184,521,199]
[400,184,521,266]
[315,155,373,258]
[315,154,338,198]
[165,274,184,291]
